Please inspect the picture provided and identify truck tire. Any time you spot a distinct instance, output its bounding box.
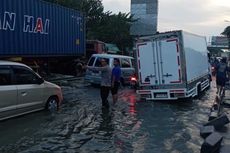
[196,84,202,98]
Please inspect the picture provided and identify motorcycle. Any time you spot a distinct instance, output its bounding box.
[130,75,138,89]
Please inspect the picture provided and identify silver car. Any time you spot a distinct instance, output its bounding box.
[0,61,63,121]
[85,54,135,85]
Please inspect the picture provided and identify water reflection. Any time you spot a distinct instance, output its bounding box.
[111,89,148,153]
[98,107,114,138]
[128,94,137,115]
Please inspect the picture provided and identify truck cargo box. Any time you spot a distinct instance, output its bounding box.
[0,0,85,57]
[136,30,211,100]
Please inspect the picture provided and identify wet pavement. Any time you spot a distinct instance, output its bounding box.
[0,78,228,153]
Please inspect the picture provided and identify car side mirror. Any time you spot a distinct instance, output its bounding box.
[38,77,44,84]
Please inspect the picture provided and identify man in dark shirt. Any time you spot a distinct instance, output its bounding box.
[111,58,121,104]
[216,57,229,96]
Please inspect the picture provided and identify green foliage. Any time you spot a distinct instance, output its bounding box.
[222,26,230,48]
[94,12,135,53]
[43,0,135,53]
[222,26,230,37]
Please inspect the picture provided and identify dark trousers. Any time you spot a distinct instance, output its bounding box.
[100,86,110,107]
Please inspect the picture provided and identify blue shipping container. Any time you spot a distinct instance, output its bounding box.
[0,0,85,56]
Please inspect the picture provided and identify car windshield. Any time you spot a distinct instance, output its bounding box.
[95,58,110,67]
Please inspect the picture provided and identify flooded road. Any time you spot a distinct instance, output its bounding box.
[0,80,216,153]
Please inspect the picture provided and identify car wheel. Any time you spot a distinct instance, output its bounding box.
[46,96,58,112]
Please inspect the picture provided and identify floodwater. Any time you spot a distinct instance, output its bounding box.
[0,80,216,153]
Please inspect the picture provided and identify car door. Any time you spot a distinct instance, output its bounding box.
[120,58,135,84]
[0,65,18,120]
[12,66,44,113]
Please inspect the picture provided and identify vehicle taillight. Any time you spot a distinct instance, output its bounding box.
[131,76,137,82]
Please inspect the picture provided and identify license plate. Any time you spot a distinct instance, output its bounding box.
[155,93,167,98]
[91,72,100,76]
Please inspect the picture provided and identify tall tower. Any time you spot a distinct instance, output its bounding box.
[130,0,158,36]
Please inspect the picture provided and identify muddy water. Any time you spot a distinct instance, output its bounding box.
[0,83,216,153]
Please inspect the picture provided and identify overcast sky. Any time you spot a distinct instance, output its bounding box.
[102,0,230,38]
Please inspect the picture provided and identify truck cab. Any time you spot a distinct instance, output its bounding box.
[86,40,107,58]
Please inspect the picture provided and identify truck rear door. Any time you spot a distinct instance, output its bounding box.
[137,38,181,86]
[137,42,158,85]
[158,38,181,84]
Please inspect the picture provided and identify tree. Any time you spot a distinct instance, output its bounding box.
[94,12,135,53]
[43,0,135,54]
[44,0,105,38]
[222,26,230,49]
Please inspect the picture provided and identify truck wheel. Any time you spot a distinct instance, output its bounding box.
[196,85,202,98]
[46,96,59,112]
[207,79,211,89]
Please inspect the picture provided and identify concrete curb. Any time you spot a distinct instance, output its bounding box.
[200,95,230,153]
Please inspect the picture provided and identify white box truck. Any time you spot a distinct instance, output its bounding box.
[135,30,211,100]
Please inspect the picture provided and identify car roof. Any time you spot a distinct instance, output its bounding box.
[91,54,133,59]
[0,60,30,68]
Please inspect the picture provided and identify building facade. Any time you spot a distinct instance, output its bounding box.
[130,0,158,36]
